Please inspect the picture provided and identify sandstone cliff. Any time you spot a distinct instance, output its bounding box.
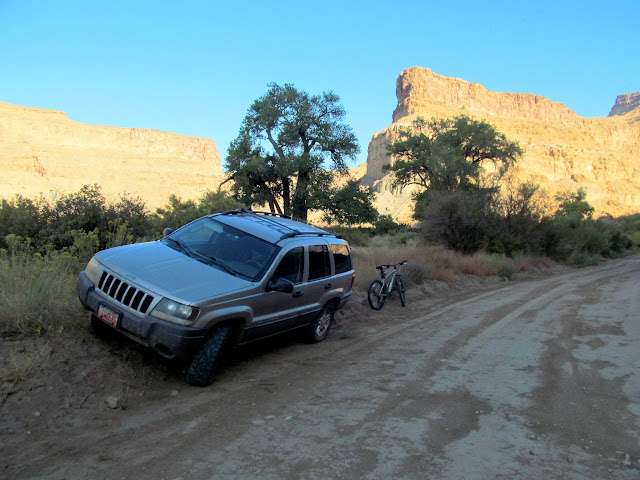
[363,67,640,221]
[0,101,224,208]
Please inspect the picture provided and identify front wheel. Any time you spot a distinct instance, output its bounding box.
[186,326,231,387]
[396,276,406,307]
[307,303,335,343]
[367,280,385,310]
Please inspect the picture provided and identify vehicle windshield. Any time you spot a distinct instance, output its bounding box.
[163,217,279,281]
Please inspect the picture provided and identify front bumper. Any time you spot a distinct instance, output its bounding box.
[76,271,206,361]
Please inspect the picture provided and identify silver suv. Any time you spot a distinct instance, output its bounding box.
[76,210,355,386]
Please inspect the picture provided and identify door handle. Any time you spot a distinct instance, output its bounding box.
[324,283,333,289]
[293,291,304,297]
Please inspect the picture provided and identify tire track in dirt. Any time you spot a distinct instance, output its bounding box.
[14,256,640,479]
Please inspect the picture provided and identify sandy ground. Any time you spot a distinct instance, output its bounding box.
[1,255,639,479]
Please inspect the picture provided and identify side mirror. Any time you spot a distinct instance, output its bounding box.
[267,278,294,294]
[162,228,173,238]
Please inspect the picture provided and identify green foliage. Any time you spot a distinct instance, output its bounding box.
[537,190,635,264]
[325,225,371,247]
[69,229,101,261]
[374,214,410,235]
[0,196,42,249]
[321,179,378,225]
[385,115,522,194]
[225,83,360,221]
[152,190,245,230]
[152,195,200,231]
[555,188,594,222]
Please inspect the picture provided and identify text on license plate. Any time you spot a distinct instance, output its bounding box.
[98,304,120,327]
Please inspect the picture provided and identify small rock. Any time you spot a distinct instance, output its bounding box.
[382,360,394,366]
[529,450,535,456]
[34,411,41,417]
[170,390,179,396]
[105,396,119,409]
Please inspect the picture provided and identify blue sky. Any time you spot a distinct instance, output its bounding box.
[1,0,638,167]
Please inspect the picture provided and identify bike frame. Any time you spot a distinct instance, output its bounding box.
[378,266,399,298]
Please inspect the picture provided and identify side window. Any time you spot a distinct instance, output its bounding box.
[331,243,352,274]
[270,247,304,285]
[308,245,331,281]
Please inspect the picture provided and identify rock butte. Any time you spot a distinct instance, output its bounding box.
[0,101,224,208]
[1,68,639,221]
[360,67,640,222]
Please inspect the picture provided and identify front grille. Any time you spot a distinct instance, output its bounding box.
[97,271,154,315]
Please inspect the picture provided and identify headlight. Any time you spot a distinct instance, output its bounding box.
[151,298,199,325]
[85,256,102,284]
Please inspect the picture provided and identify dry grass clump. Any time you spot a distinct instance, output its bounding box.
[0,253,84,337]
[351,243,553,291]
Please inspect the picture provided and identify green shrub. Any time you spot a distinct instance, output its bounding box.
[152,190,245,232]
[70,229,101,262]
[325,225,371,247]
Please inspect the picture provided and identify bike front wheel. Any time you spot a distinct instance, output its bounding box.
[396,276,406,307]
[367,279,386,310]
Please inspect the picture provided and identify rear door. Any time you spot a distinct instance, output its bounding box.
[299,241,333,324]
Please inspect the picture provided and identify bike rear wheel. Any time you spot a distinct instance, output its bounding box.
[396,276,406,307]
[367,279,385,310]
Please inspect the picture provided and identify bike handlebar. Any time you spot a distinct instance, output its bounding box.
[375,260,408,271]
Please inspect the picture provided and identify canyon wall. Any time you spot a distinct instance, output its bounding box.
[0,101,224,208]
[364,67,640,221]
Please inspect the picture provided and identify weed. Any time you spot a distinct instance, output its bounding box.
[0,253,84,337]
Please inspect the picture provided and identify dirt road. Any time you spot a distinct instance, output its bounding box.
[2,256,639,479]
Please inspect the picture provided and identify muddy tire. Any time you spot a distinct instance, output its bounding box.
[186,326,231,387]
[307,303,335,343]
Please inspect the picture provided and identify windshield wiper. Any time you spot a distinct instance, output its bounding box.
[164,237,189,254]
[192,250,238,277]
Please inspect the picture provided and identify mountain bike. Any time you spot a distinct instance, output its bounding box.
[367,260,407,310]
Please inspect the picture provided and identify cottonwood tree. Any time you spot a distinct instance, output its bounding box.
[385,116,526,253]
[385,115,522,196]
[224,83,361,222]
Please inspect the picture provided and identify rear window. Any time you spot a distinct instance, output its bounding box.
[331,244,352,274]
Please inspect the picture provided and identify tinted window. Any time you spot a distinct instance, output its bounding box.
[271,247,304,285]
[331,244,352,274]
[167,218,278,280]
[308,245,331,281]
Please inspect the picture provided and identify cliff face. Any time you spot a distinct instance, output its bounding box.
[0,101,224,208]
[365,67,640,221]
[609,92,640,117]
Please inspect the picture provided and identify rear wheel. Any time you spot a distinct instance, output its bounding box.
[367,280,385,310]
[396,276,406,307]
[186,326,231,387]
[307,303,335,343]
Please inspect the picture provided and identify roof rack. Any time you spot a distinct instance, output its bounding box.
[216,208,343,241]
[219,209,292,219]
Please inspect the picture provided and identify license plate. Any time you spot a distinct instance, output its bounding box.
[98,304,120,327]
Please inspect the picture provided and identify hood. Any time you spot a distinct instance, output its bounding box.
[94,241,253,304]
